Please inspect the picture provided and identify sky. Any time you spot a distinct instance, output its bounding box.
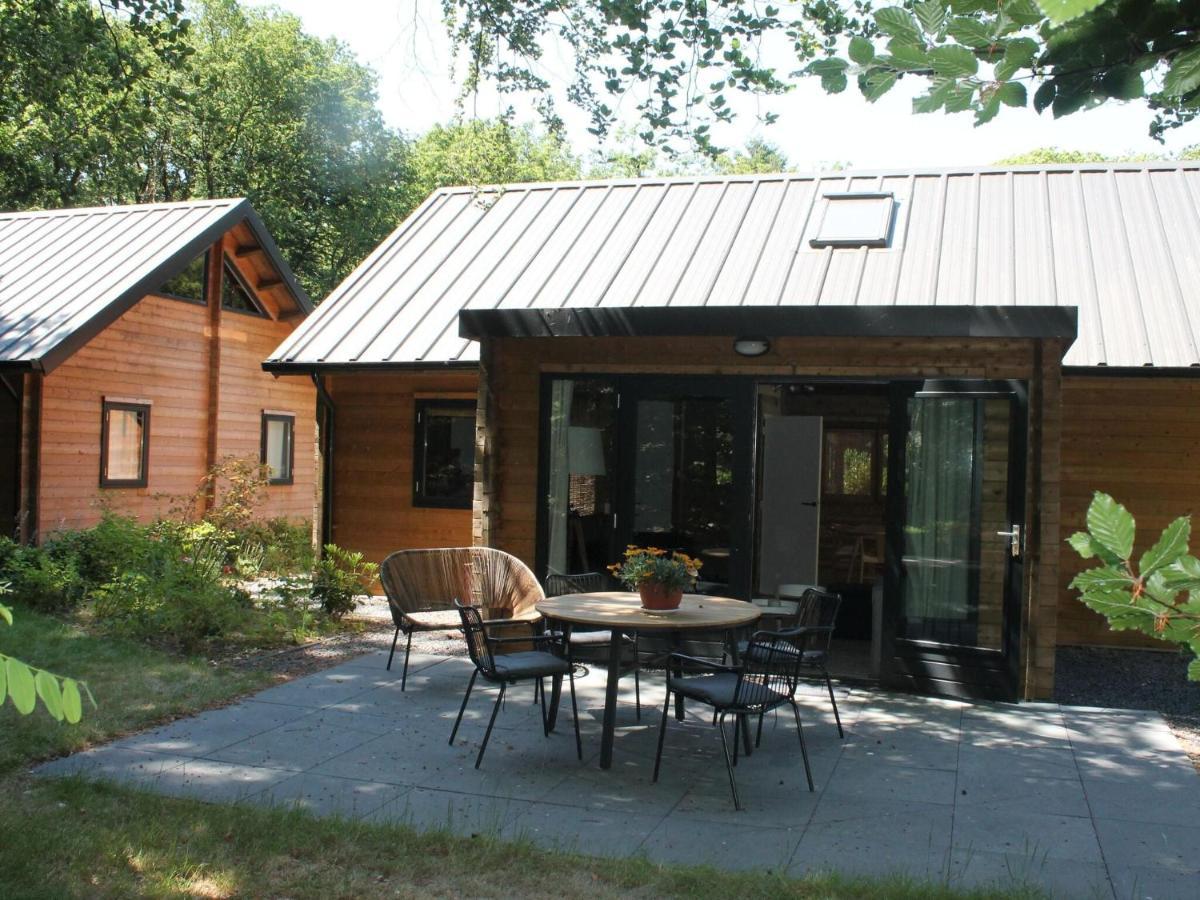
[246,0,1200,170]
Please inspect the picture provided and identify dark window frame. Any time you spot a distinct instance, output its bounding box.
[221,254,269,318]
[822,425,888,501]
[260,412,296,486]
[157,252,209,306]
[100,400,151,488]
[413,399,476,510]
[809,192,896,249]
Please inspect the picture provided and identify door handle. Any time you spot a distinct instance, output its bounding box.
[996,524,1021,559]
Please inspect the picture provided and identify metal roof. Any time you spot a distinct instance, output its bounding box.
[0,198,312,372]
[266,162,1200,371]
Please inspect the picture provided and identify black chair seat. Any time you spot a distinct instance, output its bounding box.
[738,641,826,667]
[492,650,573,680]
[670,673,787,709]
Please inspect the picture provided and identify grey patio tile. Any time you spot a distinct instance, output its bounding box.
[670,761,822,826]
[148,757,294,803]
[1107,863,1200,900]
[790,798,952,878]
[115,700,314,757]
[946,848,1114,899]
[952,807,1104,863]
[639,817,801,873]
[839,729,960,772]
[205,714,384,772]
[248,668,383,708]
[35,746,187,785]
[366,787,530,836]
[821,757,958,806]
[1083,777,1200,827]
[1093,818,1200,876]
[955,771,1090,818]
[252,772,408,818]
[308,730,470,786]
[541,768,689,818]
[331,650,448,675]
[956,744,1080,782]
[501,802,663,857]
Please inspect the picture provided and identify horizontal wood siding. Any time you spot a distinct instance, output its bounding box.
[1058,374,1200,649]
[326,370,477,565]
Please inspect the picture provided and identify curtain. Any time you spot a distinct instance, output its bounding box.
[546,380,574,576]
[903,398,977,637]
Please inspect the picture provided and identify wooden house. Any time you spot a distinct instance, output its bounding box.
[0,199,315,541]
[265,162,1200,700]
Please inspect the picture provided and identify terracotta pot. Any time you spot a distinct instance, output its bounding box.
[638,582,683,610]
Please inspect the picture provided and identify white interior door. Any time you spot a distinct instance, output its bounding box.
[757,415,823,594]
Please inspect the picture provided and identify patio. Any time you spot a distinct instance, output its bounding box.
[37,650,1200,898]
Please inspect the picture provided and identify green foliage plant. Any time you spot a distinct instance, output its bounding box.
[311,545,378,620]
[0,582,93,723]
[1068,492,1200,680]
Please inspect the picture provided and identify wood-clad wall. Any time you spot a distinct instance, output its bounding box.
[1057,374,1200,649]
[476,334,1062,698]
[325,369,477,565]
[33,233,315,536]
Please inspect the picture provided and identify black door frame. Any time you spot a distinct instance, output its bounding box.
[881,379,1028,700]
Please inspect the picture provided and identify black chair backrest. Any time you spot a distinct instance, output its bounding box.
[455,600,496,677]
[544,571,611,597]
[794,588,842,652]
[734,630,805,711]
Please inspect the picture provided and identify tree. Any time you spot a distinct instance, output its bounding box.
[1069,493,1200,681]
[441,0,1200,153]
[995,147,1162,163]
[715,138,795,174]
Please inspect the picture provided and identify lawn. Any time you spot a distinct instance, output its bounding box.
[0,606,1038,900]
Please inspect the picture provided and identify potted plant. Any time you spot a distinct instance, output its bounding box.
[608,546,702,610]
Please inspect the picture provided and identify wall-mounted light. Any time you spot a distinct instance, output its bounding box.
[733,337,771,358]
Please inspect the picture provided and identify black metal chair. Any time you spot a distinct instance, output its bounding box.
[449,600,582,769]
[653,629,815,810]
[544,571,641,719]
[736,587,844,738]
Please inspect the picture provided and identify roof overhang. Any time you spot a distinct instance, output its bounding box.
[261,358,479,375]
[459,305,1079,348]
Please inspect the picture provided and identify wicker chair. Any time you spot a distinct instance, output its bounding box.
[379,547,544,690]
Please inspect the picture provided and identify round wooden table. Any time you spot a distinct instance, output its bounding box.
[536,592,761,769]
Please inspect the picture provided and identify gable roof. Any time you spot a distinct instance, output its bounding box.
[265,162,1200,372]
[0,198,312,373]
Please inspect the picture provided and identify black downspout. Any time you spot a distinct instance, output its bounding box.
[312,373,335,550]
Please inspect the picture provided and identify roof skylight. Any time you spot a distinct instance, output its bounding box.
[810,192,895,248]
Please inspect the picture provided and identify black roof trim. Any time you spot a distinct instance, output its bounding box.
[261,358,480,375]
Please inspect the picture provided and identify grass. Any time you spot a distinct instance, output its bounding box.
[0,605,1040,899]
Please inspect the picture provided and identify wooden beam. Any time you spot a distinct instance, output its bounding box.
[203,236,224,513]
[256,277,282,291]
[234,244,265,259]
[18,371,40,544]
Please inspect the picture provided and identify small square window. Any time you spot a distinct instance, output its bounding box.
[222,258,268,317]
[823,427,888,499]
[158,253,207,304]
[810,193,895,248]
[101,401,150,487]
[261,413,295,485]
[414,400,476,509]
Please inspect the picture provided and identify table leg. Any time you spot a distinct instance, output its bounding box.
[672,631,685,721]
[546,621,568,732]
[599,626,624,770]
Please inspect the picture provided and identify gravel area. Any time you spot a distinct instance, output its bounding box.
[1055,645,1200,770]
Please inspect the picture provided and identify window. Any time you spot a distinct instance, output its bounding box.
[810,193,895,248]
[100,400,150,487]
[414,400,476,508]
[157,253,207,303]
[221,258,267,316]
[823,428,888,498]
[261,413,295,485]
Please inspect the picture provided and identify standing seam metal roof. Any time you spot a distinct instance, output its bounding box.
[266,162,1200,370]
[0,198,312,372]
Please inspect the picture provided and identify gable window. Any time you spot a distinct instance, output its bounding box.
[810,193,895,248]
[414,400,476,509]
[823,427,888,499]
[222,258,267,316]
[157,253,207,304]
[100,400,150,487]
[261,412,295,485]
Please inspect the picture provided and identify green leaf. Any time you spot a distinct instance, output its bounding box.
[996,81,1027,107]
[889,41,931,70]
[929,44,979,77]
[1034,0,1106,25]
[1033,80,1056,113]
[848,36,875,65]
[1101,66,1144,101]
[1086,492,1135,561]
[6,657,36,715]
[35,670,63,722]
[61,678,82,725]
[1163,554,1200,592]
[0,603,11,626]
[1006,0,1046,25]
[1163,47,1200,99]
[0,658,6,706]
[861,69,899,102]
[1189,657,1200,682]
[875,7,923,44]
[943,80,978,112]
[975,96,1001,125]
[1068,531,1099,559]
[994,37,1039,80]
[947,17,995,49]
[913,0,948,35]
[809,57,850,93]
[1139,516,1191,577]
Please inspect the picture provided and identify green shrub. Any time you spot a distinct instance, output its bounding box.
[311,545,378,620]
[239,518,315,574]
[47,513,168,588]
[0,542,85,612]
